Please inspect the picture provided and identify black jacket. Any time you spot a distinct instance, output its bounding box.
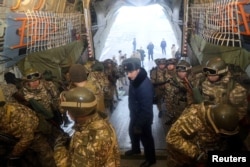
[128,68,154,129]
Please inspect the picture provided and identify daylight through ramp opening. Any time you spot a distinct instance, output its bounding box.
[99,4,178,64]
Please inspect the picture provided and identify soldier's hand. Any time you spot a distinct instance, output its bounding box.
[133,126,142,135]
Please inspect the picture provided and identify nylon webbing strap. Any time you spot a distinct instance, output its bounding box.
[60,99,97,108]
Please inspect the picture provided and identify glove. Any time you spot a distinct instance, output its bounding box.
[133,126,142,135]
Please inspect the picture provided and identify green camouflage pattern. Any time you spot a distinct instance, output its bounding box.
[87,71,109,113]
[88,71,110,97]
[150,67,167,111]
[69,79,106,114]
[202,72,247,120]
[103,64,119,109]
[54,113,120,167]
[0,102,56,167]
[163,70,177,117]
[0,103,39,156]
[21,80,60,118]
[0,83,18,102]
[166,103,223,167]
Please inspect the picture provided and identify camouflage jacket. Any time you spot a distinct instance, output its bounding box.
[87,71,110,96]
[104,67,119,86]
[0,103,39,156]
[202,72,247,120]
[150,67,167,86]
[54,113,120,167]
[0,83,18,102]
[22,80,60,113]
[166,103,221,160]
[163,70,176,98]
[175,76,194,105]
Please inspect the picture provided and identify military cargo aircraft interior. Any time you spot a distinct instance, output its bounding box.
[0,0,249,167]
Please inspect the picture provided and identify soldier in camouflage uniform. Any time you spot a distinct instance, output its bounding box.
[18,68,64,149]
[0,88,56,167]
[69,64,106,116]
[103,59,120,112]
[55,87,120,167]
[166,103,240,167]
[83,56,96,75]
[201,57,247,120]
[0,83,18,103]
[169,60,193,123]
[0,72,22,103]
[20,68,61,121]
[163,58,177,125]
[150,58,167,118]
[88,61,110,116]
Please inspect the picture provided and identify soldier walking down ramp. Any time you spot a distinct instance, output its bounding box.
[150,58,168,118]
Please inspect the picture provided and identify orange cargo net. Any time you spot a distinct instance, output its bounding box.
[223,0,250,35]
[10,17,57,49]
[235,0,250,35]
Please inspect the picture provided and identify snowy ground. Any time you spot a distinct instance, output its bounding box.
[99,4,178,72]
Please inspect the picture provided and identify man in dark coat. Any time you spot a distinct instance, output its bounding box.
[147,42,154,61]
[122,58,156,167]
[160,38,167,55]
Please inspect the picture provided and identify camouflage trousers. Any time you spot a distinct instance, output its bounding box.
[1,133,56,167]
[154,87,166,112]
[165,97,187,125]
[166,146,193,167]
[26,133,56,167]
[164,93,176,125]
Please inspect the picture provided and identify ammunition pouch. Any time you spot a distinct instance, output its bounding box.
[192,87,203,104]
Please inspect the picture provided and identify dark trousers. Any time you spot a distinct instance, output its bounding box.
[148,51,154,60]
[128,120,156,163]
[161,48,166,55]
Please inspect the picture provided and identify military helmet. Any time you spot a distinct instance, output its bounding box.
[155,58,167,66]
[207,104,239,135]
[91,61,104,72]
[60,87,97,117]
[23,68,41,81]
[203,57,228,75]
[176,60,191,72]
[166,58,177,66]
